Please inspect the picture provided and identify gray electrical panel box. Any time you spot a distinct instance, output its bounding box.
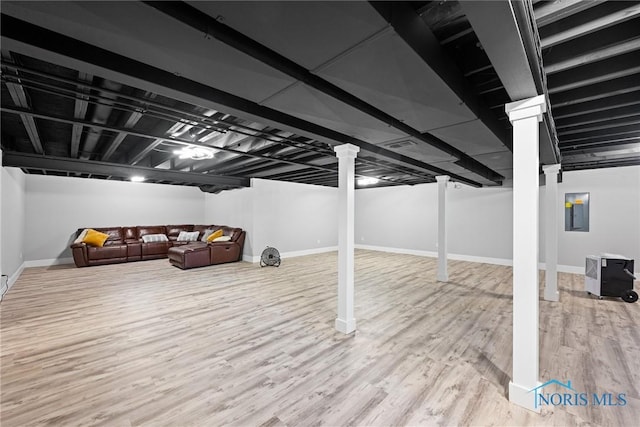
[565,192,590,232]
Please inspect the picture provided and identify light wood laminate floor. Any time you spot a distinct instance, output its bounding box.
[1,250,639,426]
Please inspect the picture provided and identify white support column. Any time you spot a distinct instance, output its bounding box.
[505,94,546,412]
[436,175,450,282]
[334,143,360,334]
[543,164,561,302]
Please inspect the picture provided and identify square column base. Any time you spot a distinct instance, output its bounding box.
[335,317,356,334]
[544,289,559,302]
[509,381,541,413]
[437,273,448,282]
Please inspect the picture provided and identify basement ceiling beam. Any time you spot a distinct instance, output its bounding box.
[556,106,640,129]
[559,133,640,149]
[535,0,606,27]
[1,51,44,154]
[549,73,640,107]
[544,36,640,75]
[70,71,92,158]
[0,104,349,178]
[142,2,503,184]
[552,91,640,120]
[547,51,640,94]
[1,152,250,188]
[540,3,640,49]
[0,14,483,187]
[101,109,143,161]
[369,1,511,151]
[561,141,640,156]
[461,0,560,165]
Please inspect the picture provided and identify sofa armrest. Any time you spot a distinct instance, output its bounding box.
[71,243,89,267]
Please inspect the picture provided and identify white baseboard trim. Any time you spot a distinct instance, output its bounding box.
[355,244,593,274]
[355,244,437,258]
[281,246,337,259]
[356,244,513,266]
[7,262,26,291]
[24,257,74,268]
[243,254,259,263]
[244,246,338,263]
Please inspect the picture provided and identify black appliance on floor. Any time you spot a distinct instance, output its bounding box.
[585,255,637,303]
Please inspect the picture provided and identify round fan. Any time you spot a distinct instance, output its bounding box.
[260,246,281,267]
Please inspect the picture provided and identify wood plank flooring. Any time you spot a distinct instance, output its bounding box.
[1,250,639,426]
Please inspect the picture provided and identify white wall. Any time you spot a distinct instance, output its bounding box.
[1,166,26,284]
[205,185,255,257]
[553,166,640,271]
[355,165,640,273]
[355,183,438,252]
[355,182,513,263]
[24,174,206,263]
[205,178,339,260]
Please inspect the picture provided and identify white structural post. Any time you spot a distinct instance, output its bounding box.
[505,94,546,412]
[543,164,561,302]
[334,143,360,334]
[436,175,450,282]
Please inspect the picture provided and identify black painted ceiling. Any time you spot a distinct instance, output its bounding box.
[1,1,637,193]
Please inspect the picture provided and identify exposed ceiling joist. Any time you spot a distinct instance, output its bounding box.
[142,1,503,184]
[101,110,143,161]
[547,51,640,93]
[0,13,483,187]
[544,36,640,75]
[540,3,640,48]
[535,0,606,27]
[369,1,511,152]
[0,104,346,178]
[70,71,92,158]
[1,51,44,155]
[1,152,250,189]
[550,73,640,107]
[461,0,560,165]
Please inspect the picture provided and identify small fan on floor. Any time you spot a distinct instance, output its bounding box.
[260,246,281,267]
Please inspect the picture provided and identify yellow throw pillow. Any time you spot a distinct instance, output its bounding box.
[82,229,110,247]
[207,229,224,242]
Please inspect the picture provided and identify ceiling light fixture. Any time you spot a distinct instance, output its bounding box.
[173,146,216,160]
[357,177,379,186]
[130,176,145,182]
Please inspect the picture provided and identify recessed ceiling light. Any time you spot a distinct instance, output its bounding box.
[358,177,379,186]
[130,176,145,182]
[173,146,216,160]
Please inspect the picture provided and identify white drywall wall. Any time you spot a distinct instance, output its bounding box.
[23,174,206,263]
[355,165,639,273]
[204,185,255,257]
[554,166,640,271]
[205,178,339,258]
[355,182,514,261]
[1,166,26,282]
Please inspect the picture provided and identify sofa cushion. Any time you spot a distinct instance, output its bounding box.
[83,229,110,247]
[200,229,214,242]
[167,225,193,240]
[91,227,125,245]
[141,234,169,243]
[207,229,224,242]
[137,226,167,239]
[193,225,215,236]
[177,231,199,242]
[123,226,137,241]
[74,228,89,244]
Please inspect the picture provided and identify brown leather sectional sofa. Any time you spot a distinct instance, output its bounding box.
[70,224,245,268]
